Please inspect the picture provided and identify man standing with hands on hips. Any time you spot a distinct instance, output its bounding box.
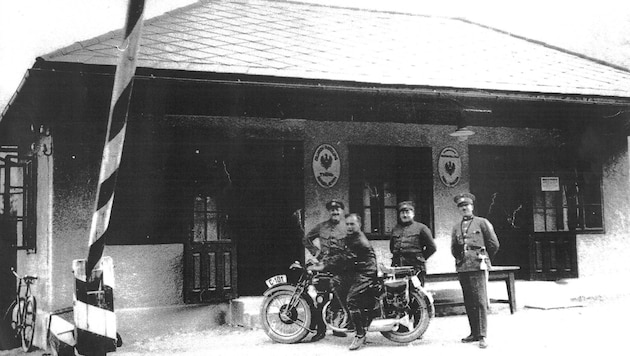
[451,193,499,349]
[303,199,348,341]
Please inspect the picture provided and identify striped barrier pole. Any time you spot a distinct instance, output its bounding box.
[72,1,145,355]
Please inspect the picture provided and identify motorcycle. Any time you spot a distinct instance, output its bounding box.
[260,261,434,344]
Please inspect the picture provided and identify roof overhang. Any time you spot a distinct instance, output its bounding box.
[2,62,630,135]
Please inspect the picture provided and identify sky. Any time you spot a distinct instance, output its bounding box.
[1,0,629,115]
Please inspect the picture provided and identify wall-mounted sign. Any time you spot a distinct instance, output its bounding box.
[438,147,461,187]
[312,144,340,188]
[540,177,560,191]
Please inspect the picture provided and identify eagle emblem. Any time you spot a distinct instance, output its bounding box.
[320,153,333,170]
[445,161,456,175]
[438,147,461,187]
[312,144,340,188]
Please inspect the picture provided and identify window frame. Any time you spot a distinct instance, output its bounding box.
[0,146,37,252]
[192,194,230,242]
[533,168,604,234]
[349,145,434,240]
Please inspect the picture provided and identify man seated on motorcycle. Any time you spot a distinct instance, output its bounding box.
[390,201,436,287]
[309,213,378,351]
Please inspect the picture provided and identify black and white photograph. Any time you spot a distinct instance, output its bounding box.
[1,0,629,355]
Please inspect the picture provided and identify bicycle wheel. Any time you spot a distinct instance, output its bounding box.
[2,301,20,347]
[4,301,19,333]
[21,296,36,352]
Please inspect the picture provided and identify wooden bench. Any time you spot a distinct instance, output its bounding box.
[426,266,520,314]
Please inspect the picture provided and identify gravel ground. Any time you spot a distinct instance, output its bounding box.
[2,297,627,356]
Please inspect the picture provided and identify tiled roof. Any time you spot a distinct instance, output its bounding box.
[41,0,630,98]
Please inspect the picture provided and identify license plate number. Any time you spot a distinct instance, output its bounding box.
[265,274,287,288]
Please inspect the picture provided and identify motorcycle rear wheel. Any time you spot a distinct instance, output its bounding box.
[260,290,312,344]
[381,290,431,343]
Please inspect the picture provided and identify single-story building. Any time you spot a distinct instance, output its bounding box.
[1,0,630,350]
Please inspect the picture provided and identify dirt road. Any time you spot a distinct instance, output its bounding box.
[115,297,627,356]
[2,297,626,356]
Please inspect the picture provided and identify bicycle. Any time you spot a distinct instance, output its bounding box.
[3,267,38,352]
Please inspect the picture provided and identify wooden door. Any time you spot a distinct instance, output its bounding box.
[184,239,237,303]
[184,189,238,303]
[529,232,578,280]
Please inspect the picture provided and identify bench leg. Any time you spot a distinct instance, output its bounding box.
[505,273,516,314]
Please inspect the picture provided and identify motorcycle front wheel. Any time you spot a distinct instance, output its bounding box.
[381,290,431,343]
[260,290,313,344]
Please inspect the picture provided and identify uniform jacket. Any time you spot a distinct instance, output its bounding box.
[390,221,436,269]
[450,216,500,272]
[303,219,346,260]
[345,231,378,274]
[323,231,377,274]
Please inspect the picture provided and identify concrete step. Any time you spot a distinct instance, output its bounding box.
[229,297,263,329]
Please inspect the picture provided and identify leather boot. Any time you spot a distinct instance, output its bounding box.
[349,311,366,350]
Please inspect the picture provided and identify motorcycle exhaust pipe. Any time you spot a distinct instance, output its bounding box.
[367,315,413,332]
[368,318,399,331]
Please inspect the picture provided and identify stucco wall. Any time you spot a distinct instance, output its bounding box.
[49,137,101,310]
[103,244,184,308]
[577,132,630,278]
[18,135,54,308]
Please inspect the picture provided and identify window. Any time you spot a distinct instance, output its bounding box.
[349,146,433,239]
[0,146,36,251]
[533,165,603,232]
[193,195,230,242]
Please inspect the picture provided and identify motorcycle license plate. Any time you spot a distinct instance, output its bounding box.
[265,274,287,288]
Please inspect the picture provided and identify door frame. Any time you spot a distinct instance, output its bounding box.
[469,145,579,280]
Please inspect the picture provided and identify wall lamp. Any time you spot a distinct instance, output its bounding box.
[449,108,492,141]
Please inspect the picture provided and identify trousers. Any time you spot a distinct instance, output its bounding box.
[458,270,489,338]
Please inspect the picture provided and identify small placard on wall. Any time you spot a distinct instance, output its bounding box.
[540,177,560,191]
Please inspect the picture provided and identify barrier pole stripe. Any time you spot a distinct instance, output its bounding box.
[74,280,114,308]
[74,301,117,339]
[86,0,145,276]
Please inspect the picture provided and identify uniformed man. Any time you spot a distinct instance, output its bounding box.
[303,199,348,341]
[303,200,347,262]
[390,201,437,286]
[450,193,500,349]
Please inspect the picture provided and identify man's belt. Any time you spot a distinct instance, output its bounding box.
[464,245,483,251]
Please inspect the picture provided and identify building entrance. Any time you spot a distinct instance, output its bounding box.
[470,146,582,280]
[181,139,304,299]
